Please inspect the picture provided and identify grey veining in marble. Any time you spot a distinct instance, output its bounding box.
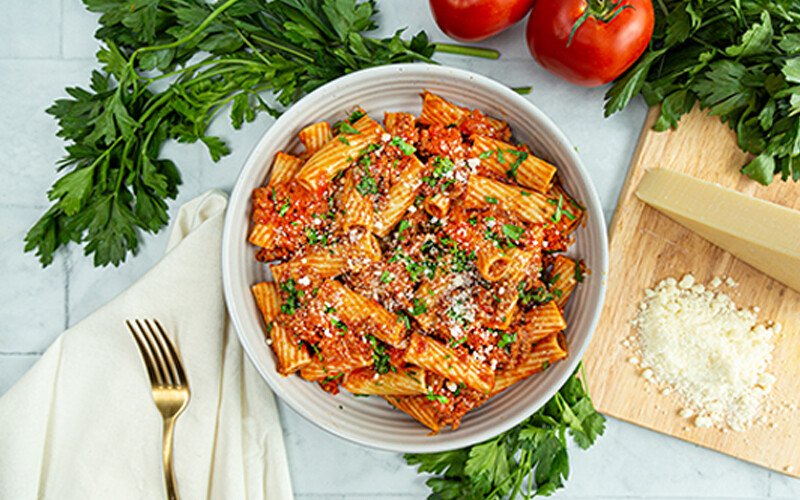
[1,1,798,498]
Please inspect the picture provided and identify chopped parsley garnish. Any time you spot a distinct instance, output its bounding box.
[520,190,531,197]
[498,332,517,349]
[450,248,476,273]
[279,278,304,314]
[550,194,564,223]
[347,110,365,123]
[484,229,504,248]
[519,285,556,306]
[402,255,428,282]
[367,334,394,374]
[305,227,321,245]
[432,156,454,177]
[468,216,478,226]
[380,271,394,283]
[322,372,343,383]
[278,199,291,217]
[331,318,348,332]
[397,219,412,239]
[410,298,428,316]
[574,263,584,283]
[505,150,529,181]
[397,311,411,330]
[548,195,575,223]
[391,136,416,155]
[356,167,378,196]
[449,336,468,348]
[484,196,499,205]
[478,150,493,159]
[501,224,524,241]
[426,390,449,404]
[338,122,360,135]
[337,136,350,145]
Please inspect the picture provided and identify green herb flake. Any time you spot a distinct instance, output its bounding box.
[505,150,529,181]
[498,332,517,349]
[410,298,428,316]
[449,336,468,348]
[380,271,394,283]
[391,136,416,155]
[484,196,499,205]
[338,122,360,135]
[279,278,304,315]
[426,390,449,405]
[549,194,564,223]
[305,227,320,245]
[501,224,524,241]
[397,219,412,239]
[574,263,584,283]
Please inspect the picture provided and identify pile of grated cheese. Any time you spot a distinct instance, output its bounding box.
[632,274,779,432]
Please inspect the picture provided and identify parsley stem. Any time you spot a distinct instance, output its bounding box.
[251,34,315,63]
[511,86,532,95]
[130,0,243,63]
[434,43,500,59]
[145,57,263,84]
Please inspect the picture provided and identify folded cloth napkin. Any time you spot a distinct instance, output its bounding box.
[0,190,293,500]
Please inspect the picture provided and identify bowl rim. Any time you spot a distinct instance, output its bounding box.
[222,63,608,452]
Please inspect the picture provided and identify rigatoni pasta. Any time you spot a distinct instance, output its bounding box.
[246,93,586,432]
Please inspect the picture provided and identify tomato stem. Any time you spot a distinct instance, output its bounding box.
[434,43,501,60]
[567,0,635,47]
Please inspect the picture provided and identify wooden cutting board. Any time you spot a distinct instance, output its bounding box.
[583,107,800,476]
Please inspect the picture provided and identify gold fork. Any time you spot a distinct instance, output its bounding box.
[126,319,191,500]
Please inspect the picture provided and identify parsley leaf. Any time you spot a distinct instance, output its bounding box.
[501,224,524,241]
[391,136,416,155]
[279,278,304,315]
[337,122,361,135]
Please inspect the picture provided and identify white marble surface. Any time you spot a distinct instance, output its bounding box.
[0,1,797,499]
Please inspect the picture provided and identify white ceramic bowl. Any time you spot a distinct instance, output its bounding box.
[222,64,608,453]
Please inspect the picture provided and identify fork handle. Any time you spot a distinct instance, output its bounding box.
[162,417,179,500]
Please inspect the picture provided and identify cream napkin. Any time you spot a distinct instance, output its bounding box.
[0,190,293,500]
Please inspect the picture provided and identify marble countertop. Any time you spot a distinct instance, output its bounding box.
[1,1,798,498]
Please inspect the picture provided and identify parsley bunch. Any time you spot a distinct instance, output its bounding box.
[26,0,496,267]
[405,365,605,499]
[605,0,800,185]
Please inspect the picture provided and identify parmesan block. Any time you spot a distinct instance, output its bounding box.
[636,168,800,293]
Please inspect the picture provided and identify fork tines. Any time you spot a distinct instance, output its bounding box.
[126,319,188,388]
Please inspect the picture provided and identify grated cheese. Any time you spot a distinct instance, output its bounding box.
[632,274,778,432]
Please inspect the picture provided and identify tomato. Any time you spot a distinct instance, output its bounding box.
[429,0,536,42]
[526,0,654,87]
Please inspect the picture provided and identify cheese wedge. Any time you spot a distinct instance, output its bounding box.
[636,168,800,293]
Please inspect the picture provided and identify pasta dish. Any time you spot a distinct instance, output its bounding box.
[248,92,586,432]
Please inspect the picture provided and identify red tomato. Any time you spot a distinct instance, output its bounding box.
[526,0,654,87]
[429,0,536,42]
